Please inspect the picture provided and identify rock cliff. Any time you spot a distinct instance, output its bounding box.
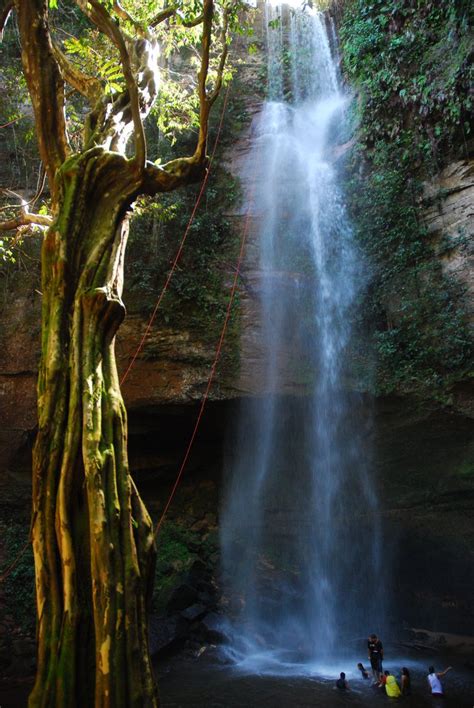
[0,2,473,671]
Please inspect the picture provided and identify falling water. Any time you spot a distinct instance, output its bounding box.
[221,3,383,670]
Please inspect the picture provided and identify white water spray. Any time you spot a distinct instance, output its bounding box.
[221,4,384,670]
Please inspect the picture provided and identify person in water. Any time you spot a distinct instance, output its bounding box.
[427,665,452,696]
[357,662,369,679]
[367,633,384,682]
[401,667,411,696]
[336,672,349,690]
[383,670,401,698]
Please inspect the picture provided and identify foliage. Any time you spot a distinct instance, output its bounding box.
[126,170,240,333]
[124,81,247,357]
[0,19,41,198]
[340,0,473,168]
[152,521,200,612]
[0,238,15,263]
[340,0,473,395]
[53,0,248,144]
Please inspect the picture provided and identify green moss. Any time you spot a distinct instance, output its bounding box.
[339,0,473,167]
[123,84,248,382]
[339,0,473,397]
[457,456,474,478]
[152,521,200,613]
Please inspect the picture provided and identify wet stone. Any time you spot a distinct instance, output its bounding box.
[181,603,207,622]
[166,584,198,613]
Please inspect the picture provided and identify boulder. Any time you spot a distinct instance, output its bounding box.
[197,613,229,644]
[166,584,198,613]
[148,615,188,656]
[180,603,207,622]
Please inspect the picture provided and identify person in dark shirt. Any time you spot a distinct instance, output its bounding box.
[336,672,349,690]
[367,633,384,682]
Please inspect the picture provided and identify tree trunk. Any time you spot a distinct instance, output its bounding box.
[29,148,158,707]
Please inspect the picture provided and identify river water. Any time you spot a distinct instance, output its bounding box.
[157,652,474,708]
[1,650,473,707]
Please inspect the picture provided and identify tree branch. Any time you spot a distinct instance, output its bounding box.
[112,1,147,37]
[0,176,51,232]
[208,7,230,107]
[14,0,69,204]
[0,0,14,41]
[141,157,208,196]
[0,164,46,212]
[52,41,103,103]
[180,12,205,28]
[149,5,204,29]
[87,0,146,173]
[0,115,27,129]
[0,211,52,231]
[193,0,213,163]
[149,5,177,28]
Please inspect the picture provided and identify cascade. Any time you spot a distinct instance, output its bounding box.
[221,2,385,670]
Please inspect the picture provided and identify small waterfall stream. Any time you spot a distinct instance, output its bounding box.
[221,3,384,671]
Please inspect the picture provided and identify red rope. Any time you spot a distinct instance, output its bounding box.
[154,167,256,538]
[0,86,232,586]
[120,83,232,386]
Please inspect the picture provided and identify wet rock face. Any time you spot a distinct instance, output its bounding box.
[422,159,474,333]
[372,396,474,637]
[0,278,41,502]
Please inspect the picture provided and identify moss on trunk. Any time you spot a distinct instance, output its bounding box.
[29,148,158,707]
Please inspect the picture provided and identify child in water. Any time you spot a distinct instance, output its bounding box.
[336,672,350,690]
[401,667,411,696]
[357,662,370,679]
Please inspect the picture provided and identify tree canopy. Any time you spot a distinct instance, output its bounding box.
[0,0,247,232]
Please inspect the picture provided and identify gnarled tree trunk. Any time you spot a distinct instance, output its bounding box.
[29,149,158,707]
[3,1,227,703]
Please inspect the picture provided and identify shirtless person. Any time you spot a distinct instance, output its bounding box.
[367,633,384,683]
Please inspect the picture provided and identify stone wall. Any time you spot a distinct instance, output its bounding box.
[422,159,474,333]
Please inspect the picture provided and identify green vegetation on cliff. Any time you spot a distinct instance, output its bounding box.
[125,90,244,342]
[339,0,473,396]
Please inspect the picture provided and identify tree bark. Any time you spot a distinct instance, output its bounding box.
[29,148,158,707]
[10,2,218,703]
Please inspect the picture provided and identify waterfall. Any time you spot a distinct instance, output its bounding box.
[220,3,384,670]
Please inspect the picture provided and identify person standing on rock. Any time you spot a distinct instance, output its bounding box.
[367,633,384,683]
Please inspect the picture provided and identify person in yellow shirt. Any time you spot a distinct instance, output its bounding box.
[383,670,401,698]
